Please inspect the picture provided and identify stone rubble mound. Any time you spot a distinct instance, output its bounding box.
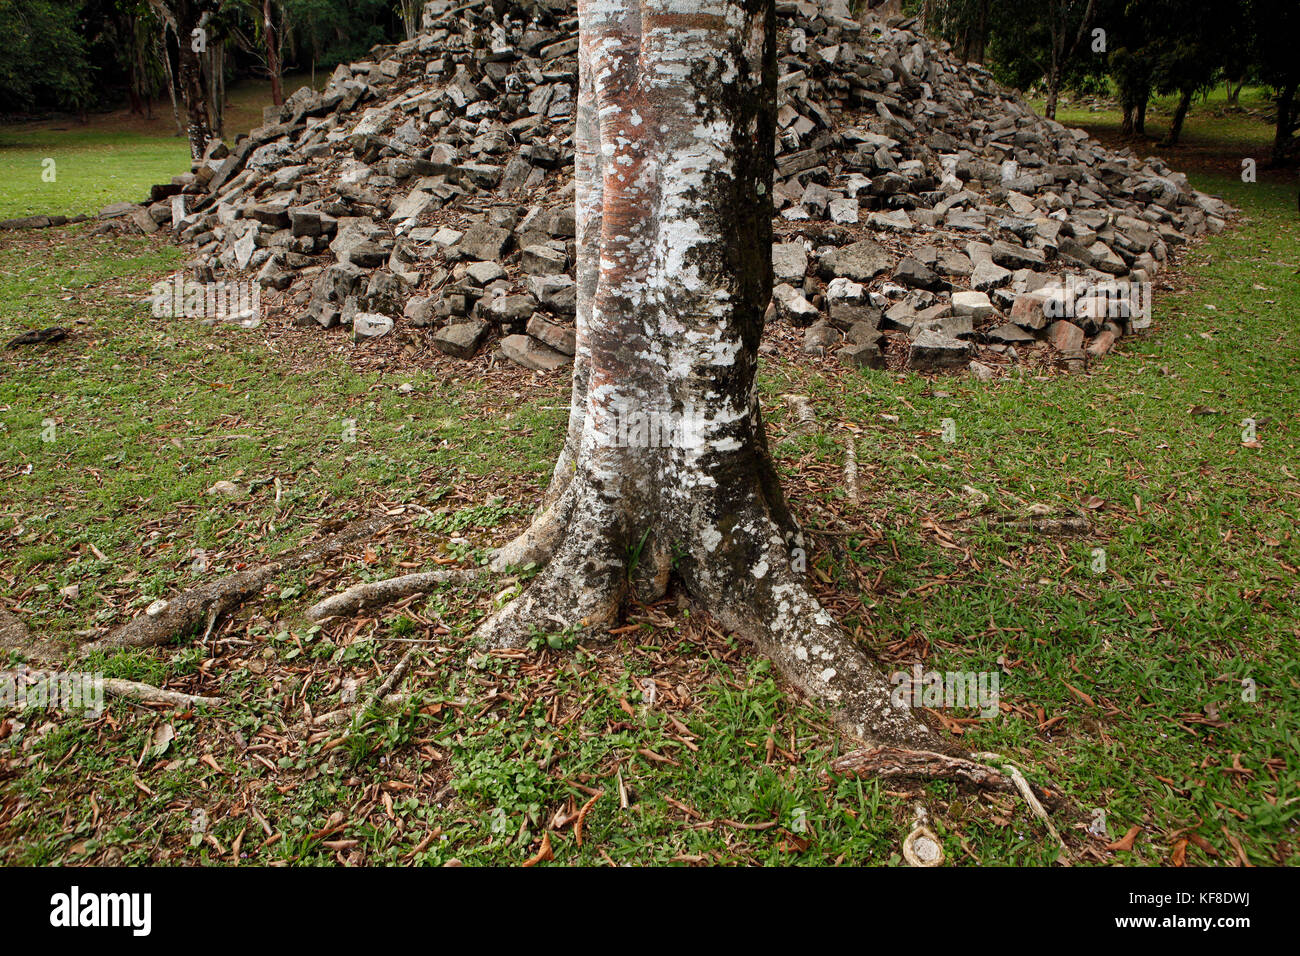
[123,0,1230,376]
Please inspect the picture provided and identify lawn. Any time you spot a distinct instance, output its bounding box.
[0,71,323,220]
[0,96,1296,866]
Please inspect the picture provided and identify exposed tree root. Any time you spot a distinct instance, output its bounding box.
[1002,515,1093,535]
[902,824,945,866]
[306,568,481,621]
[476,478,633,648]
[1,668,220,710]
[344,646,420,734]
[475,550,626,648]
[488,484,578,572]
[80,515,397,656]
[312,692,411,728]
[780,394,818,444]
[103,678,222,709]
[828,746,1066,811]
[310,648,423,730]
[842,429,860,504]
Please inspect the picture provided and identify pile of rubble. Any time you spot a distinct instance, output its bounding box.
[120,0,1229,376]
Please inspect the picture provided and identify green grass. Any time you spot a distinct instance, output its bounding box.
[0,70,323,220]
[0,105,1297,866]
[0,130,190,220]
[1039,84,1289,180]
[782,169,1300,866]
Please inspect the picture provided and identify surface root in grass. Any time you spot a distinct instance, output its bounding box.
[79,515,397,657]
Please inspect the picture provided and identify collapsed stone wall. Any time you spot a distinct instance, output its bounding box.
[114,0,1229,376]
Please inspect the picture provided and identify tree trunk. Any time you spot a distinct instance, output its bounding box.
[264,0,283,107]
[215,43,226,137]
[1272,81,1298,167]
[160,32,185,137]
[1136,95,1148,135]
[1164,87,1193,147]
[177,24,211,159]
[972,0,989,64]
[475,0,931,749]
[1044,67,1060,120]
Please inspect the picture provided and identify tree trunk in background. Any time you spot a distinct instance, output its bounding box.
[1272,82,1297,166]
[475,0,931,748]
[265,0,283,106]
[159,32,185,136]
[972,0,990,64]
[175,4,212,159]
[1043,0,1096,122]
[150,0,213,157]
[1119,80,1149,137]
[1164,87,1193,146]
[1044,66,1061,120]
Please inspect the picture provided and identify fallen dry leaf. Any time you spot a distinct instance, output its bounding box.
[522,831,553,867]
[1106,825,1141,852]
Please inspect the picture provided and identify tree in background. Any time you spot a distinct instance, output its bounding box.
[1248,0,1299,165]
[1144,0,1228,147]
[922,0,994,64]
[147,0,225,158]
[1040,0,1097,119]
[253,0,285,106]
[396,0,420,41]
[1103,0,1157,137]
[924,0,1105,118]
[1,0,403,118]
[0,0,93,115]
[277,0,393,87]
[1110,43,1154,136]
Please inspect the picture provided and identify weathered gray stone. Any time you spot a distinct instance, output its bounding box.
[500,333,570,371]
[454,223,511,261]
[772,242,809,282]
[894,256,945,291]
[530,274,577,315]
[465,260,507,285]
[987,322,1036,344]
[951,290,994,320]
[820,239,894,282]
[802,321,842,353]
[526,313,576,356]
[433,319,489,359]
[837,341,885,370]
[908,330,972,370]
[520,244,567,275]
[353,312,394,340]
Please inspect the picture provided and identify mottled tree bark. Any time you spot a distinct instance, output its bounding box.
[264,0,284,107]
[478,0,930,748]
[149,0,214,160]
